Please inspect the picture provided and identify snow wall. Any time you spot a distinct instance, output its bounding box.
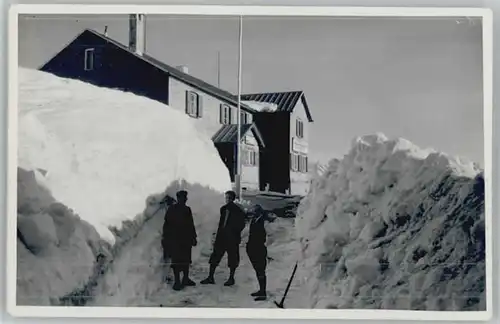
[296,133,485,311]
[17,68,232,305]
[17,167,105,306]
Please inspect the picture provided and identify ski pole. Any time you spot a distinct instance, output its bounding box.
[274,261,298,309]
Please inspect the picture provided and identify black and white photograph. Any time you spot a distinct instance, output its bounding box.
[8,5,493,321]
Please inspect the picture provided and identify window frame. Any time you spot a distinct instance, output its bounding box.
[243,148,258,166]
[220,104,232,124]
[186,91,201,118]
[296,118,304,138]
[240,111,250,124]
[290,152,308,173]
[84,48,95,71]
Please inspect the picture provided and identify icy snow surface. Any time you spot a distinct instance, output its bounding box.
[296,133,485,311]
[18,68,232,243]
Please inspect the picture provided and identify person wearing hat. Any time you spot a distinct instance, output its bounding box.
[200,190,246,286]
[246,204,275,301]
[162,190,197,291]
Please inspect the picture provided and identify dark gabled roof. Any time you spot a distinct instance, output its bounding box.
[241,91,313,122]
[212,123,265,148]
[82,29,255,113]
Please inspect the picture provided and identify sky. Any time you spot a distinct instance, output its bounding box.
[18,14,485,166]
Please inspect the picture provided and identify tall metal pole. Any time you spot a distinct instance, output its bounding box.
[236,15,243,199]
[217,51,221,88]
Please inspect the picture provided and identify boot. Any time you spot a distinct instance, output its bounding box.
[224,267,236,286]
[182,266,196,287]
[200,264,216,284]
[253,276,267,301]
[172,268,183,291]
[250,273,263,296]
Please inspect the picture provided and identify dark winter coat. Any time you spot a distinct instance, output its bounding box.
[246,211,273,276]
[214,202,246,245]
[247,214,267,247]
[162,203,197,263]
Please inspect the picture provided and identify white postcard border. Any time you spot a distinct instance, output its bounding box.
[7,4,494,321]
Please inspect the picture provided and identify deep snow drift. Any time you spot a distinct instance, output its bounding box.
[17,167,107,306]
[17,68,232,305]
[18,68,231,243]
[296,133,485,311]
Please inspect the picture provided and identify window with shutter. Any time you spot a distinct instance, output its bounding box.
[197,96,203,117]
[240,112,249,124]
[296,119,304,138]
[242,150,248,166]
[186,91,199,118]
[291,153,298,172]
[220,104,231,124]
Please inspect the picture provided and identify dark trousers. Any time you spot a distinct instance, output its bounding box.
[246,243,267,278]
[209,238,240,269]
[162,238,192,271]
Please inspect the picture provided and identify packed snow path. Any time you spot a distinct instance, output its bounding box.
[89,202,307,308]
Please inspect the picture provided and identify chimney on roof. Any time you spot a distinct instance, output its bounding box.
[176,65,189,74]
[129,14,146,56]
[104,25,108,37]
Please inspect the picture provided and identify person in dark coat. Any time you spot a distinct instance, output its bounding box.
[246,204,275,301]
[200,190,246,286]
[162,190,197,291]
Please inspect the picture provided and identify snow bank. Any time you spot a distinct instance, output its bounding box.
[296,133,485,311]
[311,162,328,177]
[17,167,107,306]
[18,68,232,244]
[242,100,278,112]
